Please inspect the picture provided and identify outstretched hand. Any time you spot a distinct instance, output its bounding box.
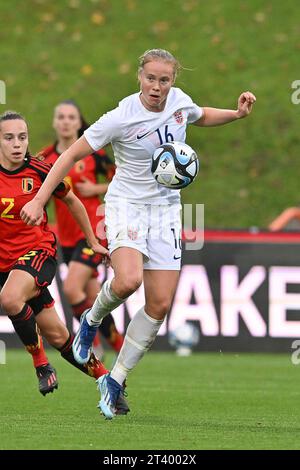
[237,91,256,118]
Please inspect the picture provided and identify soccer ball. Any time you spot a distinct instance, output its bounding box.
[168,322,200,356]
[151,141,199,189]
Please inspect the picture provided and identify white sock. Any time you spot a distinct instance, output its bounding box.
[86,280,125,326]
[110,307,163,385]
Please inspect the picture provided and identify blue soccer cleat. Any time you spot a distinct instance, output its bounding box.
[96,373,124,419]
[72,309,98,365]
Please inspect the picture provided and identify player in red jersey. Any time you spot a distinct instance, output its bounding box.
[0,111,129,413]
[39,100,123,355]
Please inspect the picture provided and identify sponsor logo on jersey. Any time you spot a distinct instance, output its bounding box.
[135,128,149,140]
[136,130,149,139]
[174,110,183,124]
[22,178,34,193]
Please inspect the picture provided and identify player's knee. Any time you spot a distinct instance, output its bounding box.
[0,291,22,315]
[147,299,171,319]
[115,274,143,297]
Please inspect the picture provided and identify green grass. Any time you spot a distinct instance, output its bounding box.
[0,349,299,450]
[0,1,300,227]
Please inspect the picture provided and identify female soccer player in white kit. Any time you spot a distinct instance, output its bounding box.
[21,49,256,419]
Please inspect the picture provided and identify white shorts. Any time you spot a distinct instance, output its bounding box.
[105,200,182,270]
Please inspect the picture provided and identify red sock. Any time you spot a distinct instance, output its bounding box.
[59,334,108,378]
[86,353,109,379]
[9,304,49,368]
[71,298,92,320]
[26,335,49,368]
[107,331,124,353]
[93,331,101,347]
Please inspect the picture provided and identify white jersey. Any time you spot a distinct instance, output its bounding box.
[84,87,203,205]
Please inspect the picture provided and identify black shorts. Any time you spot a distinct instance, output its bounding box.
[13,249,57,288]
[0,249,56,315]
[61,239,102,278]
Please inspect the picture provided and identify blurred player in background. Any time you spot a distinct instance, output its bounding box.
[21,49,256,418]
[38,100,124,356]
[269,206,300,231]
[0,110,129,413]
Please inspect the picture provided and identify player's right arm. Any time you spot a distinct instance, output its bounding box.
[194,92,256,127]
[20,136,93,225]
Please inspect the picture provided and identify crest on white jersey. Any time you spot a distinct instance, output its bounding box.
[174,110,183,124]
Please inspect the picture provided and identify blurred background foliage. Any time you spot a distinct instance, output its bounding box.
[1,0,300,227]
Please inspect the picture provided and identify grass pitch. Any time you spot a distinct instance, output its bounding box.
[0,349,299,450]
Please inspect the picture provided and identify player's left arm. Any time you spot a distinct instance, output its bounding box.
[194,91,256,127]
[60,191,110,262]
